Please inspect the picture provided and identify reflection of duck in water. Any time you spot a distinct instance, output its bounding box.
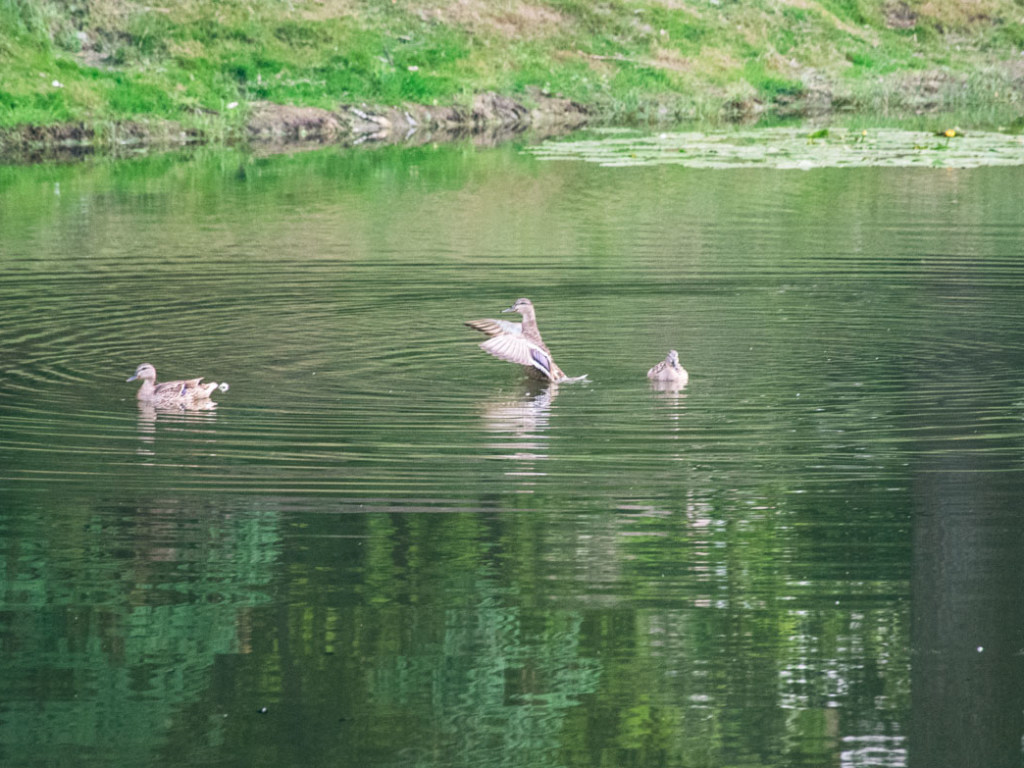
[479,382,556,472]
[465,298,587,384]
[647,350,688,387]
[127,363,229,409]
[481,381,556,440]
[134,399,218,456]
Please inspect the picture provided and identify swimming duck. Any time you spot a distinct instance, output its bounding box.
[647,350,688,386]
[126,363,228,407]
[465,298,586,384]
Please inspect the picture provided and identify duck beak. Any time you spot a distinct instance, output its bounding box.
[502,305,515,313]
[126,374,139,382]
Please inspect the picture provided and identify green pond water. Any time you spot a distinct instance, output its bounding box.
[1,131,1024,768]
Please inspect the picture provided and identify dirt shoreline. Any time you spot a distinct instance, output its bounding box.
[0,91,591,163]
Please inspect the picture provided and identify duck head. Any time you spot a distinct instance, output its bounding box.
[127,363,157,383]
[502,298,534,315]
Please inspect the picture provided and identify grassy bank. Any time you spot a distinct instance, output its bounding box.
[2,0,1024,152]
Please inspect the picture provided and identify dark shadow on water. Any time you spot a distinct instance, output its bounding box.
[910,462,1024,768]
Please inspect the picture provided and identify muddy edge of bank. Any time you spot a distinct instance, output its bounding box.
[0,92,593,163]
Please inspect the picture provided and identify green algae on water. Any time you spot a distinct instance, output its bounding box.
[525,128,1024,170]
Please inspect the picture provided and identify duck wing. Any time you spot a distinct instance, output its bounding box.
[647,361,666,379]
[465,318,523,337]
[479,334,558,381]
[155,377,215,398]
[184,377,220,397]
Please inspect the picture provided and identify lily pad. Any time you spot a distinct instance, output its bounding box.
[524,128,1024,169]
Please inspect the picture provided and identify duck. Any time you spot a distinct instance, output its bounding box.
[465,298,586,384]
[126,363,228,407]
[647,350,688,386]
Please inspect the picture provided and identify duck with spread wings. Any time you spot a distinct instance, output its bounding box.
[465,298,587,384]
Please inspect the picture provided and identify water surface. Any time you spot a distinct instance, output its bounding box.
[2,139,1023,768]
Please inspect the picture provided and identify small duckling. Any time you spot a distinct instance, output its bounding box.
[647,350,688,386]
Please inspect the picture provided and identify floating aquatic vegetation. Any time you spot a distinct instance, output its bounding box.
[525,127,1024,169]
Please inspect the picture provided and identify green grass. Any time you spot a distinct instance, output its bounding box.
[1,0,1023,139]
[742,62,805,100]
